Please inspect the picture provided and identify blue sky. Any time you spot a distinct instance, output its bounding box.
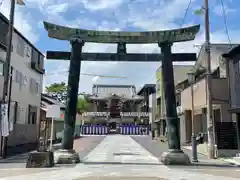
[0,0,239,94]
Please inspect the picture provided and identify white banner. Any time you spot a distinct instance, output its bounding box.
[1,103,9,137]
[82,112,149,117]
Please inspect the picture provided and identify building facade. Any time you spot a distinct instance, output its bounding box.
[223,44,240,152]
[155,65,193,137]
[0,13,44,150]
[83,84,148,133]
[137,84,156,113]
[178,44,240,156]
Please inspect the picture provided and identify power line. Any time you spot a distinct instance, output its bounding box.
[219,0,232,45]
[180,0,192,27]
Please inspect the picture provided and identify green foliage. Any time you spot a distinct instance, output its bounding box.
[194,7,204,15]
[45,82,89,114]
[45,82,67,103]
[45,82,67,93]
[77,97,90,114]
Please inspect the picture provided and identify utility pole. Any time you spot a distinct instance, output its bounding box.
[204,0,215,159]
[1,0,16,158]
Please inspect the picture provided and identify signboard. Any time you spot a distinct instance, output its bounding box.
[1,103,9,137]
[43,21,200,44]
[46,105,61,118]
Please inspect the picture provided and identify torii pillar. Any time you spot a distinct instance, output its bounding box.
[56,37,84,164]
[158,41,190,165]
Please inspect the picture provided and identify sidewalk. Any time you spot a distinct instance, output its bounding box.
[0,136,105,166]
[182,143,240,166]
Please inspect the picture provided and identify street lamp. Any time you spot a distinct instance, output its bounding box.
[187,71,198,162]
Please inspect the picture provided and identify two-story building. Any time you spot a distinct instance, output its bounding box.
[155,65,193,137]
[0,12,44,155]
[179,44,240,156]
[137,84,156,113]
[222,44,240,152]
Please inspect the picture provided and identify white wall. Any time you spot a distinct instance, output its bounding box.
[0,31,43,125]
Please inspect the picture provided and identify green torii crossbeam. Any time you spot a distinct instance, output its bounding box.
[46,51,197,62]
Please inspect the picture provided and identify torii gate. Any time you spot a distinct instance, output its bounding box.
[43,21,200,165]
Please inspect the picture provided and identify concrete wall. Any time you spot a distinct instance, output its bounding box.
[228,60,240,109]
[181,77,229,110]
[0,31,43,146]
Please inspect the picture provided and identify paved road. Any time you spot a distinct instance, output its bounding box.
[0,136,105,169]
[131,135,209,160]
[0,135,239,179]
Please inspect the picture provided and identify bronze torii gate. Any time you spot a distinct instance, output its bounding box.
[43,21,200,165]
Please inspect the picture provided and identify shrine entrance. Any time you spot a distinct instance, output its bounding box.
[109,122,117,130]
[43,21,199,165]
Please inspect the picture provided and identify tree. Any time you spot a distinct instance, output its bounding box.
[45,82,67,103]
[77,97,90,114]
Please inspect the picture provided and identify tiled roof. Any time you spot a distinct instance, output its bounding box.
[41,93,65,108]
[94,84,136,97]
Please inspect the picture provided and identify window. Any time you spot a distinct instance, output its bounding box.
[15,70,20,83]
[31,49,38,63]
[0,19,8,45]
[25,45,31,57]
[0,60,4,76]
[28,105,37,124]
[16,36,25,57]
[29,78,39,95]
[16,105,21,123]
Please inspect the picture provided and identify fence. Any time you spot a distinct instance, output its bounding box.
[77,124,150,135]
[119,125,149,135]
[79,125,109,135]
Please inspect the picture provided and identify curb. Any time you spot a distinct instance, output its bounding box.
[220,158,240,167]
[181,147,240,167]
[181,146,208,157]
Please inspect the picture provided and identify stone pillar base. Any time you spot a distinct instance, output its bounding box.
[54,149,80,164]
[160,150,190,165]
[26,151,54,168]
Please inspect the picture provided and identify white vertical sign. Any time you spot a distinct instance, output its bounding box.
[46,105,60,151]
[1,103,9,137]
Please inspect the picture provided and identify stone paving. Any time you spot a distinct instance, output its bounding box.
[0,135,239,180]
[0,136,105,169]
[82,135,159,164]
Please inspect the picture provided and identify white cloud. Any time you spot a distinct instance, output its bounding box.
[81,0,123,11]
[2,0,238,94]
[0,0,39,43]
[46,3,69,15]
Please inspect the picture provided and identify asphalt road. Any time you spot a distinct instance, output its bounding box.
[131,135,240,179]
[0,135,240,179]
[0,136,106,169]
[131,135,208,160]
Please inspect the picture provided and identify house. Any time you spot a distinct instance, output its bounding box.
[0,12,44,155]
[40,93,82,142]
[222,44,240,153]
[137,84,156,113]
[179,43,240,156]
[155,65,193,137]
